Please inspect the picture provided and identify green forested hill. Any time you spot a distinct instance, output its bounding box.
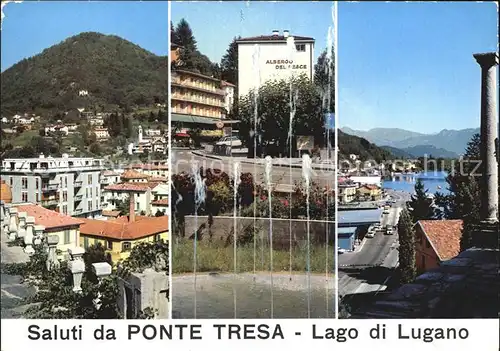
[338,130,394,162]
[1,32,167,115]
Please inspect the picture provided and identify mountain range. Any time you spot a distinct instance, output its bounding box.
[341,127,479,157]
[1,32,168,115]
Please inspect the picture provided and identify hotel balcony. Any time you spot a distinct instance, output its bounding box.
[171,78,225,96]
[41,198,59,207]
[41,194,59,208]
[41,183,59,192]
[171,94,224,108]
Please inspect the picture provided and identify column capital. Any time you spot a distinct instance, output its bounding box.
[473,52,499,68]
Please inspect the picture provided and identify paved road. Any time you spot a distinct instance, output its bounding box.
[171,150,335,188]
[338,189,410,298]
[0,230,35,319]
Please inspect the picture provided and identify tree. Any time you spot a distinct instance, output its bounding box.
[435,134,481,220]
[397,208,417,284]
[84,243,112,272]
[155,209,165,217]
[2,245,120,319]
[188,128,202,148]
[238,74,326,156]
[115,196,130,216]
[170,21,179,46]
[407,179,436,223]
[314,47,335,113]
[149,111,156,122]
[2,240,169,319]
[174,19,198,70]
[433,134,483,251]
[173,19,215,76]
[89,142,101,155]
[220,37,240,87]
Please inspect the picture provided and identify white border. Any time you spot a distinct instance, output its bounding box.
[167,0,173,319]
[333,0,339,319]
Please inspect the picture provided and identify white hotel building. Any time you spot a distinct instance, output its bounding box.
[237,29,315,98]
[0,155,104,218]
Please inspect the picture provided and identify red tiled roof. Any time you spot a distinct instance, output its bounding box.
[104,182,158,192]
[16,204,84,230]
[152,198,169,206]
[121,170,150,179]
[102,210,121,218]
[237,35,314,42]
[418,220,463,261]
[360,184,379,190]
[79,215,169,240]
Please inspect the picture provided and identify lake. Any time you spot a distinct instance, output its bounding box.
[383,171,450,195]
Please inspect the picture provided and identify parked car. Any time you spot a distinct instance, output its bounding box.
[216,136,242,147]
[365,231,375,238]
[385,225,394,235]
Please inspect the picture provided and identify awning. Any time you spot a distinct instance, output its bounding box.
[171,113,240,126]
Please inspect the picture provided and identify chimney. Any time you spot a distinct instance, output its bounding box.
[283,30,290,38]
[129,193,135,223]
[272,30,279,36]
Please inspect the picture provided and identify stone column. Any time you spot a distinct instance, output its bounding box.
[473,52,499,248]
[2,206,10,237]
[68,247,86,293]
[68,247,85,262]
[474,52,499,222]
[17,212,27,239]
[0,201,4,224]
[46,235,60,271]
[33,225,45,246]
[92,262,112,309]
[24,216,35,255]
[8,208,18,241]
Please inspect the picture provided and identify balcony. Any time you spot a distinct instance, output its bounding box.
[41,198,59,207]
[74,194,83,201]
[41,183,59,192]
[171,94,224,108]
[171,79,225,96]
[74,181,83,187]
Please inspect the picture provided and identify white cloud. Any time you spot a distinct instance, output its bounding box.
[1,1,23,30]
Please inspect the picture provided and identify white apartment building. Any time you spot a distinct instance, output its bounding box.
[237,29,314,98]
[222,81,236,114]
[0,154,105,218]
[94,128,110,140]
[101,182,153,215]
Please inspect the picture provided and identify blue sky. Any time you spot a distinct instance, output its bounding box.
[1,1,169,72]
[171,1,335,64]
[339,1,498,134]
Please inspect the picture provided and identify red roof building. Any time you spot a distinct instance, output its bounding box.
[415,220,463,274]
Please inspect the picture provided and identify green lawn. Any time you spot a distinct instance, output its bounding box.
[172,238,335,274]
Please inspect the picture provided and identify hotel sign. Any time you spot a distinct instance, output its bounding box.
[265,59,307,70]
